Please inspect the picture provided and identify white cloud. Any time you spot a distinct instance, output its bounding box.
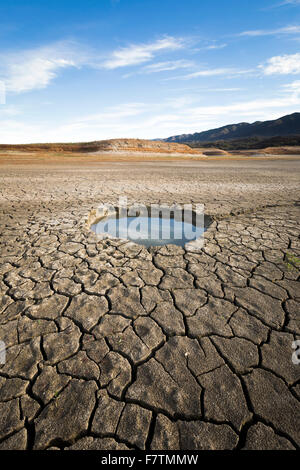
[238,25,300,37]
[0,41,82,93]
[204,87,243,92]
[167,68,254,81]
[7,58,74,93]
[204,43,227,50]
[183,68,237,78]
[276,0,300,6]
[196,43,227,51]
[261,52,300,74]
[142,60,193,73]
[102,37,185,69]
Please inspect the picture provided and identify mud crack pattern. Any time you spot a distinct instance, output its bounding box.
[0,160,299,450]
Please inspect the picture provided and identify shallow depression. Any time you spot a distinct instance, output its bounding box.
[90,209,211,248]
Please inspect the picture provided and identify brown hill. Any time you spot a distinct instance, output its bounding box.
[0,138,202,155]
[164,112,300,143]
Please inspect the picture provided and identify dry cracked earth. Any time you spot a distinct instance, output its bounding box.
[0,158,299,451]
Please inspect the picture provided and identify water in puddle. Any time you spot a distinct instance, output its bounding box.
[91,213,208,248]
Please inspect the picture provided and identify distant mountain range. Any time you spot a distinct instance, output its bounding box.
[164,112,300,144]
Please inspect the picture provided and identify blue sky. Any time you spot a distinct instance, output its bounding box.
[1,0,300,143]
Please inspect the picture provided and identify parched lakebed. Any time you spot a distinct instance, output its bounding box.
[0,156,299,450]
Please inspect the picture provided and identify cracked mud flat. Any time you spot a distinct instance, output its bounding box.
[0,157,299,451]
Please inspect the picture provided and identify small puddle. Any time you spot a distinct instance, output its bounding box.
[90,208,211,249]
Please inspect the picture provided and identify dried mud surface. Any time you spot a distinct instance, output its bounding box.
[0,157,299,450]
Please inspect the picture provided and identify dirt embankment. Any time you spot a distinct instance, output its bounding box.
[262,146,300,155]
[1,139,300,163]
[0,138,203,155]
[92,139,202,154]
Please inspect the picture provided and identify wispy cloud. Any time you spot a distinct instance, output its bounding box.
[183,68,237,78]
[238,25,300,37]
[142,60,194,73]
[204,43,227,50]
[273,0,300,6]
[0,41,84,93]
[102,36,186,69]
[194,43,228,51]
[207,87,243,91]
[260,52,300,74]
[166,68,255,81]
